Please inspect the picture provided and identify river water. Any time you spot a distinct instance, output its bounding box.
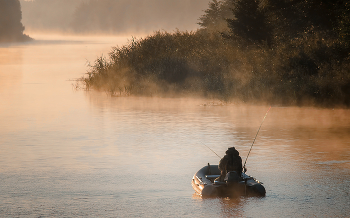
[0,35,349,217]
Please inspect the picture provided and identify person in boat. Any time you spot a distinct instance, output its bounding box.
[216,147,243,182]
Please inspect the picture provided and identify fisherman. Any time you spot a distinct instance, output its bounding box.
[216,147,243,182]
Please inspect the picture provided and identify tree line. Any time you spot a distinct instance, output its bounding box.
[199,0,350,48]
[83,0,350,107]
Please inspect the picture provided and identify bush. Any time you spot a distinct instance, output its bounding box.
[82,0,350,108]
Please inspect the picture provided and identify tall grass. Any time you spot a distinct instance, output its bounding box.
[82,30,350,107]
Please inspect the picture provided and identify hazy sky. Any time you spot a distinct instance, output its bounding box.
[20,0,211,34]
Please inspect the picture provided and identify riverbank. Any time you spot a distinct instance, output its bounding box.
[81,1,350,108]
[82,30,350,108]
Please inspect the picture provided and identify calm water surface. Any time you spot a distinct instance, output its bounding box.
[0,35,349,217]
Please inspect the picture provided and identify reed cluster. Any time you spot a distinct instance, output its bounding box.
[83,0,350,107]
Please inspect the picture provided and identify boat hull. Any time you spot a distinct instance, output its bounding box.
[191,164,266,197]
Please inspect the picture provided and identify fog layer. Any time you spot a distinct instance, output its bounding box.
[20,0,209,34]
[83,0,350,108]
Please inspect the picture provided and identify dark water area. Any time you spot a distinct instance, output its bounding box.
[0,35,349,217]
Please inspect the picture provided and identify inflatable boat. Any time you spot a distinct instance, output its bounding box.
[191,164,266,197]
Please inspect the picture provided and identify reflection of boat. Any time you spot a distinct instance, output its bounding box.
[192,164,266,198]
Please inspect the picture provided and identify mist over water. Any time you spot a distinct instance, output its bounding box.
[1,1,349,216]
[0,35,349,217]
[20,0,209,34]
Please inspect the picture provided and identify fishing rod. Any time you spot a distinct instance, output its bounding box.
[200,141,221,159]
[243,106,272,172]
[197,106,271,162]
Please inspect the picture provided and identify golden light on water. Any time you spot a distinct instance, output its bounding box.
[0,34,349,217]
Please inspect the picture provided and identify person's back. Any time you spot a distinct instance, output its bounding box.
[216,147,243,182]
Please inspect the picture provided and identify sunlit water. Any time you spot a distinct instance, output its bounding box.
[0,35,349,217]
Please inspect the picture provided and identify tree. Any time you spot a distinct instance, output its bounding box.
[263,0,350,43]
[226,0,272,47]
[198,0,234,33]
[336,0,350,47]
[0,0,30,42]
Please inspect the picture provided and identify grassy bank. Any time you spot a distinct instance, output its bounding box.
[82,0,350,108]
[82,30,349,107]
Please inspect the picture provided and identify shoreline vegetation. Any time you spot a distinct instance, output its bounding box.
[82,0,350,108]
[0,0,31,43]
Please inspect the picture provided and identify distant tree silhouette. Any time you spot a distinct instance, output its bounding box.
[198,0,221,29]
[198,0,229,33]
[198,0,235,34]
[0,0,30,42]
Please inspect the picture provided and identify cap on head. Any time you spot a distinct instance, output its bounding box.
[226,147,239,156]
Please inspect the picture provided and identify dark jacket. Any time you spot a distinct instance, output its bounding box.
[217,147,243,181]
[218,153,243,175]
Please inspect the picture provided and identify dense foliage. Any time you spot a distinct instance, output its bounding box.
[84,0,350,107]
[0,0,31,42]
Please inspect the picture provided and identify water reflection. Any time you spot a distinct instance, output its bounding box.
[219,197,244,217]
[192,194,245,217]
[0,35,130,173]
[0,47,23,91]
[87,91,350,171]
[86,91,350,217]
[0,35,349,217]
